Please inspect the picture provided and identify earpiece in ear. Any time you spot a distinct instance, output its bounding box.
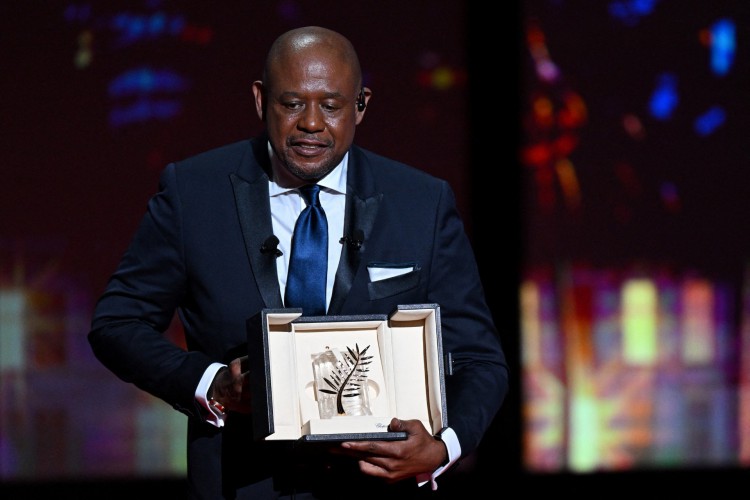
[356,88,366,111]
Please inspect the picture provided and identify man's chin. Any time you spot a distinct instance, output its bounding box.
[288,161,336,182]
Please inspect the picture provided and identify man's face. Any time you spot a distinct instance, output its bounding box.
[254,50,364,185]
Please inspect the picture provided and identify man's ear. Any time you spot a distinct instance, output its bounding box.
[252,80,265,121]
[355,86,372,125]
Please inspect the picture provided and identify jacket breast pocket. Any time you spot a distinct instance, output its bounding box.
[366,262,421,300]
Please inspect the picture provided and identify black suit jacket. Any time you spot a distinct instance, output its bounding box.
[89,136,508,499]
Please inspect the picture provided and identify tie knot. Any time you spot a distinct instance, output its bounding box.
[299,184,321,207]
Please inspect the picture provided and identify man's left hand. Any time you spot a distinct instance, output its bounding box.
[333,417,447,483]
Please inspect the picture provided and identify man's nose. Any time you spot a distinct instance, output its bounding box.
[297,105,325,132]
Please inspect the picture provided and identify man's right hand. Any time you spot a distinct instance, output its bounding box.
[209,355,252,414]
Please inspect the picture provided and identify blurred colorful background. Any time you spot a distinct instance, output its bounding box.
[517,0,750,482]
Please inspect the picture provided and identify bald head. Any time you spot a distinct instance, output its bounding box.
[263,26,362,91]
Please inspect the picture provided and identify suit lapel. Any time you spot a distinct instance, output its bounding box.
[229,141,381,314]
[231,171,285,309]
[328,150,382,314]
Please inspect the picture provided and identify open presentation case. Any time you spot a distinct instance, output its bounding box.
[247,304,447,443]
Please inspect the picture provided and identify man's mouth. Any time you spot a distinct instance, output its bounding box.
[291,139,329,156]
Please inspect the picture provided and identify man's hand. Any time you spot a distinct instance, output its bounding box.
[334,417,448,483]
[209,356,252,414]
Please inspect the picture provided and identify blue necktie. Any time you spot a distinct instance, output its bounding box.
[285,184,328,315]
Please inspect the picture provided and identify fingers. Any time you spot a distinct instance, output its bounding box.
[228,357,251,396]
[229,357,243,377]
[388,417,427,437]
[387,417,403,432]
[239,355,250,372]
[342,418,425,454]
[341,439,382,454]
[211,359,252,413]
[357,458,390,478]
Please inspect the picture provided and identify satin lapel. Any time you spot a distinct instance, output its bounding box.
[328,191,381,314]
[230,172,284,309]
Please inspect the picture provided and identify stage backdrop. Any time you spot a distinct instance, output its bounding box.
[519,0,750,476]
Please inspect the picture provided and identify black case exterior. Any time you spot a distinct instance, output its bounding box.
[247,308,283,443]
[247,304,447,443]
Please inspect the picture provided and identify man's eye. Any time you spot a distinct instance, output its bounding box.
[322,102,344,112]
[284,102,303,110]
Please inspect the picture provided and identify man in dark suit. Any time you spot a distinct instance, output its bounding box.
[89,26,508,499]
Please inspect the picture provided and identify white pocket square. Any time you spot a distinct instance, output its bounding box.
[367,264,414,282]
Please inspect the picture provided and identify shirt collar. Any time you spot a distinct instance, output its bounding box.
[267,143,348,197]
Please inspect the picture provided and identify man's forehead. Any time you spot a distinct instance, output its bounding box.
[268,60,355,91]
